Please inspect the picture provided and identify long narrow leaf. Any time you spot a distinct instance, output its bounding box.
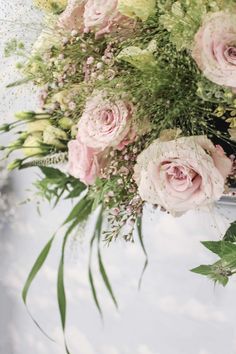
[22,234,56,341]
[63,198,91,225]
[96,215,118,308]
[136,216,149,289]
[97,250,118,308]
[57,197,93,353]
[88,207,103,317]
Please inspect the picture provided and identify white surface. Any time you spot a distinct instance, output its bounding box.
[1,2,236,354]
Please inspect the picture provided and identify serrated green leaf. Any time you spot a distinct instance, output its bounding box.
[191,262,230,287]
[191,265,213,276]
[201,241,236,258]
[223,221,236,242]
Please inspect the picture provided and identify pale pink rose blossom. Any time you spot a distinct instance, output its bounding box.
[77,92,135,151]
[68,138,100,185]
[192,11,236,89]
[58,0,133,36]
[58,0,85,31]
[84,0,119,36]
[133,136,232,214]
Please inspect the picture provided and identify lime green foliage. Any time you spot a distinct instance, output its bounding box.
[192,221,236,286]
[118,0,156,21]
[4,39,25,57]
[158,0,235,50]
[117,40,157,71]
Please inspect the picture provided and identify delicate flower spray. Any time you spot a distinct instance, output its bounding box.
[1,1,236,353]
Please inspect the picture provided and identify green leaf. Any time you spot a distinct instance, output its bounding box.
[201,241,236,258]
[57,197,93,353]
[22,234,56,340]
[40,166,66,179]
[63,198,92,225]
[65,183,86,199]
[88,207,103,317]
[88,268,103,318]
[223,221,236,242]
[97,249,118,308]
[191,262,230,287]
[137,216,148,289]
[6,77,31,88]
[96,218,118,309]
[191,265,213,276]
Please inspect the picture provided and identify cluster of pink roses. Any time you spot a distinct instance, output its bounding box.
[58,0,129,37]
[68,91,135,184]
[192,11,236,90]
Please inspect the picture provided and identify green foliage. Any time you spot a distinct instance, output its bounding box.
[223,221,236,242]
[158,0,235,50]
[88,207,118,317]
[35,167,86,206]
[4,39,25,57]
[137,216,148,289]
[191,223,236,286]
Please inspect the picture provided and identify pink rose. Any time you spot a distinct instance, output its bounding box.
[58,0,85,31]
[192,11,236,89]
[84,0,120,36]
[58,0,132,36]
[77,92,135,151]
[68,138,100,185]
[133,136,232,214]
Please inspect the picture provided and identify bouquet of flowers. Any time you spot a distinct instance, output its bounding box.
[1,0,236,351]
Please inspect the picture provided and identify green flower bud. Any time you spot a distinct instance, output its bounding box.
[71,124,78,138]
[8,159,22,171]
[15,111,36,121]
[58,117,74,130]
[27,119,51,133]
[43,126,67,148]
[23,134,43,157]
[0,123,11,132]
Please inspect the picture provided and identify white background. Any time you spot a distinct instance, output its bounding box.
[1,2,236,354]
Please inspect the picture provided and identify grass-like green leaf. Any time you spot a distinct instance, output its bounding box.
[63,198,92,225]
[97,249,118,308]
[57,197,93,353]
[88,207,103,317]
[22,234,56,340]
[136,216,148,289]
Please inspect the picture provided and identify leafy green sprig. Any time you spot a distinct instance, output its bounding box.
[192,221,236,286]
